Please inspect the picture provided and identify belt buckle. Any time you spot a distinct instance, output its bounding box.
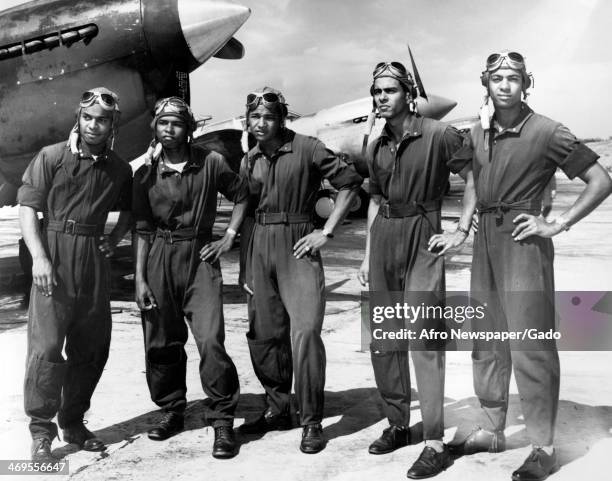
[158,229,173,244]
[279,212,288,224]
[65,219,76,235]
[495,203,507,221]
[382,204,390,218]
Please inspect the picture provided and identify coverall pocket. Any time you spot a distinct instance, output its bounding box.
[471,350,509,404]
[146,356,187,405]
[58,359,106,427]
[247,336,292,388]
[24,356,66,420]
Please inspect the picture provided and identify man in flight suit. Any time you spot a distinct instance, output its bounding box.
[19,88,132,462]
[358,62,476,479]
[239,87,363,453]
[448,51,612,481]
[132,97,247,459]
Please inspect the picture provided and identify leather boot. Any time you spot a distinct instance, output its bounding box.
[239,407,292,434]
[512,448,560,481]
[212,426,238,459]
[300,423,326,454]
[31,437,56,463]
[147,411,184,441]
[448,427,505,455]
[406,445,452,479]
[368,425,409,454]
[63,422,105,451]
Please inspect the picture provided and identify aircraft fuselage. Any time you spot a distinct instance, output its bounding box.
[0,0,250,206]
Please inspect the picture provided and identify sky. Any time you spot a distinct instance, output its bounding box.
[190,0,611,139]
[2,0,611,138]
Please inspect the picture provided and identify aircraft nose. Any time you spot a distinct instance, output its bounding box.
[435,96,457,119]
[177,0,251,64]
[418,94,457,120]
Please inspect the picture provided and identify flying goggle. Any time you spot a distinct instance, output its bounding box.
[246,91,287,109]
[485,51,526,71]
[80,90,119,111]
[372,61,409,78]
[154,97,193,116]
[150,97,196,134]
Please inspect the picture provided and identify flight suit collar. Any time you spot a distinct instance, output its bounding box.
[71,142,110,164]
[379,114,424,146]
[250,129,295,160]
[490,103,533,138]
[66,142,110,176]
[158,146,203,176]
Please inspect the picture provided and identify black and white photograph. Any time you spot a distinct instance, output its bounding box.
[1,0,611,480]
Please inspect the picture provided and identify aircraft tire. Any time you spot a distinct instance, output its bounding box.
[313,189,336,228]
[347,187,369,219]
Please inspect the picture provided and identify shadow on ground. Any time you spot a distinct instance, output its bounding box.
[444,395,612,465]
[53,389,611,468]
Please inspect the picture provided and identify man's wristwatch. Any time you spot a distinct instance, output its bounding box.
[321,228,334,238]
[553,216,570,232]
[456,224,470,235]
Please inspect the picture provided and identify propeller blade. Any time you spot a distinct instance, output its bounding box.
[213,37,245,59]
[407,44,428,101]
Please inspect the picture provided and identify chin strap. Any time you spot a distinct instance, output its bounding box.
[68,124,80,154]
[479,96,495,130]
[144,141,163,166]
[409,99,418,114]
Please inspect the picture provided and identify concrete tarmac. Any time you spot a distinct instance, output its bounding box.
[0,148,611,480]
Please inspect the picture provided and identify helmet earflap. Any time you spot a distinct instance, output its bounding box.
[410,84,418,99]
[279,103,288,118]
[480,71,489,88]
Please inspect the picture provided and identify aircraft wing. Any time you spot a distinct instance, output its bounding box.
[193,129,245,173]
[448,116,479,133]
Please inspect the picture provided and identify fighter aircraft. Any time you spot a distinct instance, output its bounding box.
[0,0,251,207]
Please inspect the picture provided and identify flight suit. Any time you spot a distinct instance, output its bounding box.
[18,141,132,440]
[367,115,463,440]
[456,104,599,445]
[132,146,246,426]
[243,129,362,426]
